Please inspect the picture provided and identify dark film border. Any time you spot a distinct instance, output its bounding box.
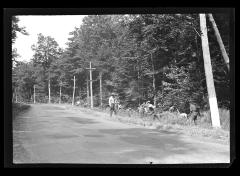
[3,7,235,168]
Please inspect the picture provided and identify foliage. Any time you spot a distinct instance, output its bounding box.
[12,14,230,112]
[12,16,28,64]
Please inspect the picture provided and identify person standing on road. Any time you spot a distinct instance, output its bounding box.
[109,93,117,117]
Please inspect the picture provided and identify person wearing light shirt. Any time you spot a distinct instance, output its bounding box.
[109,93,117,117]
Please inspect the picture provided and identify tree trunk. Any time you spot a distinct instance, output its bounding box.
[79,86,81,99]
[137,59,140,106]
[208,13,230,71]
[151,52,156,107]
[34,84,36,104]
[29,88,32,102]
[200,14,221,128]
[99,72,103,108]
[59,85,62,104]
[48,78,51,104]
[72,76,76,105]
[142,71,144,103]
[47,47,50,104]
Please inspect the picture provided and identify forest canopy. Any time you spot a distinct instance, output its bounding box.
[12,14,230,112]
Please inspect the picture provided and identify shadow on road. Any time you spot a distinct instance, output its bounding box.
[39,105,66,111]
[12,104,228,164]
[99,128,197,160]
[66,117,98,124]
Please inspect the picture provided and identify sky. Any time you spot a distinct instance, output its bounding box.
[13,15,86,62]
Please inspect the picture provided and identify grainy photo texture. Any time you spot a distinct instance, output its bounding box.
[11,12,231,165]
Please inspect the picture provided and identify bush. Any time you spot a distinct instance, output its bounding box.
[61,94,72,103]
[35,95,48,103]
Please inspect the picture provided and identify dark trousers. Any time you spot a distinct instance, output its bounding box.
[189,111,200,125]
[110,104,117,117]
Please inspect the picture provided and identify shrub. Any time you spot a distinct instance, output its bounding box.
[51,96,60,103]
[61,94,72,103]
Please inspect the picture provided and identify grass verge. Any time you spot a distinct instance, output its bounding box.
[72,106,229,145]
[12,102,31,120]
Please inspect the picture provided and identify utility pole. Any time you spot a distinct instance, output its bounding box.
[99,72,103,109]
[86,79,89,107]
[72,76,76,105]
[200,14,221,128]
[208,13,230,71]
[34,84,36,104]
[48,77,51,104]
[86,62,96,108]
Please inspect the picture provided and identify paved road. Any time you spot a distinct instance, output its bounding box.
[13,104,230,164]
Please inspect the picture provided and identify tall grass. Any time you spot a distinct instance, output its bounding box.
[74,105,230,144]
[198,108,230,130]
[157,108,230,131]
[91,106,230,131]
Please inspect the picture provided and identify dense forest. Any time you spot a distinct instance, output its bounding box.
[12,14,230,113]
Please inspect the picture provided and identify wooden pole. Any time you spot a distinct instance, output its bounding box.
[200,14,221,128]
[208,14,230,71]
[89,63,93,108]
[86,62,96,109]
[72,76,76,105]
[99,72,103,108]
[87,79,89,107]
[48,78,51,104]
[34,84,36,104]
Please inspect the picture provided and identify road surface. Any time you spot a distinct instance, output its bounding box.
[13,104,230,164]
